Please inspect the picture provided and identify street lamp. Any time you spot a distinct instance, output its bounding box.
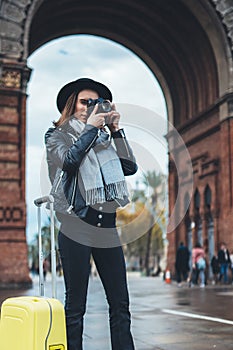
[191,221,195,230]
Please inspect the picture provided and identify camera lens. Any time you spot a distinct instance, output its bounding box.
[87,98,112,114]
[101,100,111,112]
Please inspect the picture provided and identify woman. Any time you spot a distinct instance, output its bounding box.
[45,78,137,350]
[191,242,206,288]
[218,242,230,284]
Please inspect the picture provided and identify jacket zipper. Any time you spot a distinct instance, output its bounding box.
[85,133,98,153]
[68,131,98,153]
[54,170,64,192]
[119,130,130,158]
[122,138,130,158]
[67,172,78,214]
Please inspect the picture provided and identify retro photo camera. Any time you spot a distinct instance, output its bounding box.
[87,98,112,114]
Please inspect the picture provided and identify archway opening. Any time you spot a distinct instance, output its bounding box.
[25,0,221,247]
[26,34,167,241]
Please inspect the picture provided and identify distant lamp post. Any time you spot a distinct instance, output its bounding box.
[144,193,157,276]
[191,221,195,248]
[191,221,195,230]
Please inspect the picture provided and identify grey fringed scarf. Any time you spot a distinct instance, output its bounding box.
[69,118,129,206]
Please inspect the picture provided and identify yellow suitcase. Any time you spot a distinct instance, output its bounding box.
[0,196,67,350]
[0,296,66,350]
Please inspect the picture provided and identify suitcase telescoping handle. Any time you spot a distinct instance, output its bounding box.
[34,195,57,298]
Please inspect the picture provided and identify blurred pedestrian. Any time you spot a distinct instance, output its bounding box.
[191,242,206,288]
[211,253,220,284]
[230,251,233,284]
[218,242,230,284]
[175,242,190,286]
[30,261,37,277]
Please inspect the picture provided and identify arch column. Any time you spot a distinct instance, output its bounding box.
[212,208,220,253]
[195,213,204,247]
[0,59,32,287]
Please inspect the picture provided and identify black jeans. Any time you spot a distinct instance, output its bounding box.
[58,214,135,350]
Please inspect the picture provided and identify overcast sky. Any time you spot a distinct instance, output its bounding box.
[26,34,167,242]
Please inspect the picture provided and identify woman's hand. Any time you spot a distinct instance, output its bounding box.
[87,102,121,132]
[105,103,120,133]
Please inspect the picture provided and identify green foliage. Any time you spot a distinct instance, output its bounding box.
[117,170,167,275]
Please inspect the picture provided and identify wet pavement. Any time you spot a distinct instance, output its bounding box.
[1,273,233,350]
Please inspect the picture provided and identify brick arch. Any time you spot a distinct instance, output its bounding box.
[24,0,222,126]
[1,1,230,122]
[0,0,232,285]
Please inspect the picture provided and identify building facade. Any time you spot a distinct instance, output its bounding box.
[0,0,233,285]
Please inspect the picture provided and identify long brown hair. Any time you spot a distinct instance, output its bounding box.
[53,92,78,127]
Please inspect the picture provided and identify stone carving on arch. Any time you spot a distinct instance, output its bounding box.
[0,0,46,60]
[211,0,233,53]
[0,0,31,59]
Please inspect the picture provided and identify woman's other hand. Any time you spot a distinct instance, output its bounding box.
[105,103,120,133]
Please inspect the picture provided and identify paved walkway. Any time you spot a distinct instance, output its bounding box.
[1,273,233,349]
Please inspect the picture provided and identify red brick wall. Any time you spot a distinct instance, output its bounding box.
[167,106,233,276]
[0,63,32,287]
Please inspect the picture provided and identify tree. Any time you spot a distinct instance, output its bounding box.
[117,171,167,275]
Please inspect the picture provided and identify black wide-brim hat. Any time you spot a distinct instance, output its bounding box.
[56,78,113,113]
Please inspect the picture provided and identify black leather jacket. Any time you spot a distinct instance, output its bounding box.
[45,121,138,218]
